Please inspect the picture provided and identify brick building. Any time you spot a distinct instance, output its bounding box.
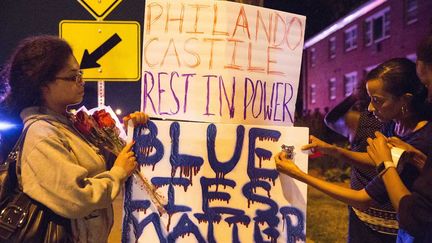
[301,0,432,114]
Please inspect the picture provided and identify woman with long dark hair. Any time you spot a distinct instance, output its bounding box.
[0,35,147,242]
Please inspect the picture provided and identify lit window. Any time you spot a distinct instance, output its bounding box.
[329,78,336,101]
[329,37,336,59]
[405,0,417,24]
[364,7,390,46]
[310,48,316,67]
[310,84,316,104]
[344,25,358,52]
[344,72,357,97]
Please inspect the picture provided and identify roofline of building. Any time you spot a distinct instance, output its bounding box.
[304,0,387,49]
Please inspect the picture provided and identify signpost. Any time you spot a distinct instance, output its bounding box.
[60,20,141,81]
[59,1,140,106]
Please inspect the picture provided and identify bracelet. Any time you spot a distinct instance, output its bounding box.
[376,161,395,177]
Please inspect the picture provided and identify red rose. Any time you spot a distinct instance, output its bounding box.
[74,110,94,135]
[92,109,116,128]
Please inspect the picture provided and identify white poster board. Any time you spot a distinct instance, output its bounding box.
[122,120,308,242]
[141,0,305,126]
[128,0,308,242]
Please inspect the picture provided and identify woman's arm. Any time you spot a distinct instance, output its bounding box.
[366,132,411,210]
[274,152,372,210]
[379,167,410,210]
[301,135,375,169]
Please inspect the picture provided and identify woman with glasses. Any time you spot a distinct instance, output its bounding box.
[275,58,432,242]
[0,35,147,242]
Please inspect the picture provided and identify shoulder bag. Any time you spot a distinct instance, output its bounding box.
[0,120,73,242]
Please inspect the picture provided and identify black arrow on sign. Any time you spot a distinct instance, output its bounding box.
[80,33,122,69]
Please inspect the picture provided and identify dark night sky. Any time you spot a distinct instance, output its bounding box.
[264,0,369,39]
[0,0,370,116]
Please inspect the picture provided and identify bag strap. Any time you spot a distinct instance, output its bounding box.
[9,119,50,189]
[11,117,68,181]
[15,118,57,160]
[7,119,41,159]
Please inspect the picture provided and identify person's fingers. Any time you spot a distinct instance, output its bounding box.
[388,137,405,148]
[125,112,149,126]
[275,151,288,163]
[125,150,134,156]
[301,143,315,150]
[388,136,402,143]
[366,145,377,156]
[274,152,283,162]
[374,131,385,138]
[367,138,381,155]
[366,137,373,146]
[366,146,372,156]
[274,155,280,163]
[122,141,135,153]
[373,132,388,143]
[131,113,138,127]
[133,112,143,124]
[122,114,132,126]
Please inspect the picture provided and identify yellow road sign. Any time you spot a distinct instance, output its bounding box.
[78,0,122,20]
[59,20,141,81]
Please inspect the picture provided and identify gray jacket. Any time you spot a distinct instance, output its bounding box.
[20,106,127,243]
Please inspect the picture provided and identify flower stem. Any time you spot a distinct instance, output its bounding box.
[133,169,167,215]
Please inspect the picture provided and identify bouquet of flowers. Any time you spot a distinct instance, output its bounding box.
[70,106,167,215]
[72,108,126,155]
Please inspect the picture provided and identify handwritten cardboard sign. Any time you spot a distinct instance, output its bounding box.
[141,0,305,126]
[127,1,309,242]
[122,120,308,242]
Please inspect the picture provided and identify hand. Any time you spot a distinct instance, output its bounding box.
[387,136,414,152]
[274,151,303,178]
[388,136,427,171]
[301,135,335,155]
[366,131,392,166]
[114,142,137,177]
[123,111,149,128]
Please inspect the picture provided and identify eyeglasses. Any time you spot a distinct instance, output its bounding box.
[55,70,84,84]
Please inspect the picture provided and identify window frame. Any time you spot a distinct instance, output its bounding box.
[344,25,358,52]
[329,37,336,59]
[310,84,317,104]
[328,78,337,101]
[344,72,358,97]
[404,0,418,25]
[364,7,391,46]
[310,48,316,67]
